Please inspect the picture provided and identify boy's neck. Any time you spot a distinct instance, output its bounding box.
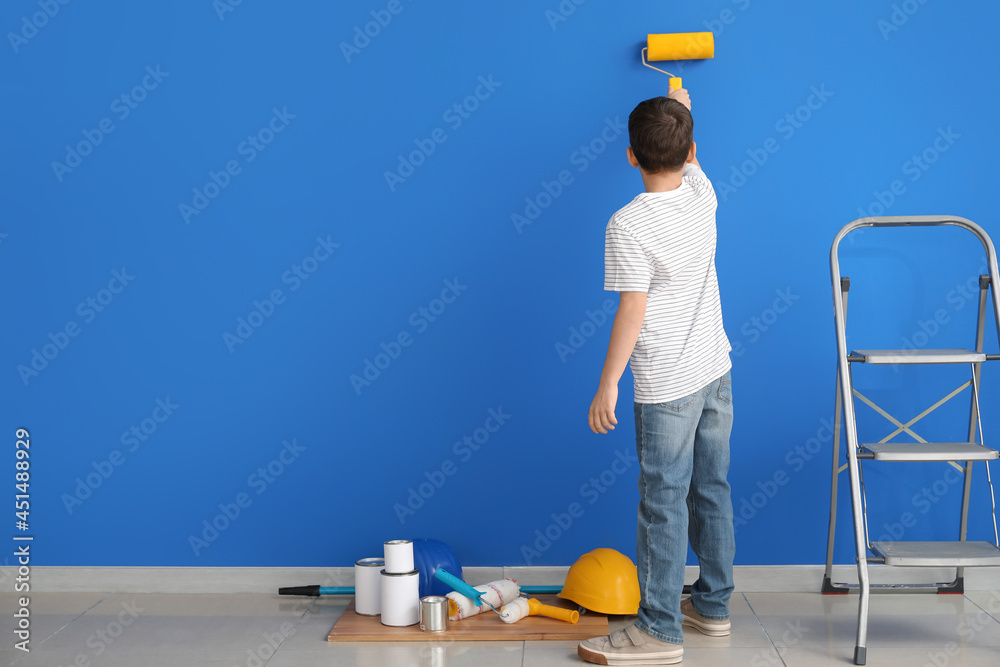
[640,166,685,193]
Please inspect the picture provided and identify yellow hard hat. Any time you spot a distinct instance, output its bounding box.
[558,548,640,614]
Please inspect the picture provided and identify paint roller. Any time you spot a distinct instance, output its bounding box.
[499,597,580,624]
[641,32,715,90]
[433,569,521,620]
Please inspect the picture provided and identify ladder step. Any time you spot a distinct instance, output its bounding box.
[850,348,987,364]
[871,541,1000,567]
[859,442,999,462]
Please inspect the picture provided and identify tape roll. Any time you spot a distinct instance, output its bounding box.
[647,32,715,62]
[380,569,420,627]
[384,539,414,573]
[354,557,384,616]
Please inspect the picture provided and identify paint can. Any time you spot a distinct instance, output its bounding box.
[354,557,384,616]
[380,568,420,627]
[384,539,414,573]
[420,596,449,633]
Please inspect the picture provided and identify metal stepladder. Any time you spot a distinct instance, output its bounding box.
[823,216,1000,665]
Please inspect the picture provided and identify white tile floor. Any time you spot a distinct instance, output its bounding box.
[1,590,999,666]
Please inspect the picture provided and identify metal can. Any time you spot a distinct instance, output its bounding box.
[420,595,449,633]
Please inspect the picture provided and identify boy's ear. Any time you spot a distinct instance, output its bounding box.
[686,141,697,163]
[626,146,640,168]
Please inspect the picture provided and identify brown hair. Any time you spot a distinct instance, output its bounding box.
[628,97,693,173]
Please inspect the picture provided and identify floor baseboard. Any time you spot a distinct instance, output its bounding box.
[3,564,997,594]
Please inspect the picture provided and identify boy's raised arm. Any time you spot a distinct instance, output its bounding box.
[669,86,700,168]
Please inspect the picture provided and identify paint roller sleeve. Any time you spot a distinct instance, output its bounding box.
[446,579,520,620]
[646,33,715,62]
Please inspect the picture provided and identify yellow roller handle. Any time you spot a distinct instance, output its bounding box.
[669,77,682,91]
[527,598,580,624]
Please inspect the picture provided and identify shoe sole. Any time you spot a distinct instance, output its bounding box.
[578,644,683,665]
[682,616,731,637]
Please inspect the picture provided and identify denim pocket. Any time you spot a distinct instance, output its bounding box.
[718,373,732,405]
[658,392,698,413]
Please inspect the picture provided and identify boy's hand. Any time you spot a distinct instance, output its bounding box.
[588,383,619,434]
[668,85,691,111]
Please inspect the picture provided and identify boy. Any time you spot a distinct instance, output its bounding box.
[579,88,735,666]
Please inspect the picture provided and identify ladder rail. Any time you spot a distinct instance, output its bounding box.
[958,274,991,583]
[970,365,1000,546]
[986,461,999,546]
[823,366,844,585]
[823,280,850,589]
[830,223,872,662]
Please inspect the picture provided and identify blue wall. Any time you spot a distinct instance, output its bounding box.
[3,0,999,568]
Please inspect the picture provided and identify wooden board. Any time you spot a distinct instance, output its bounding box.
[328,594,607,642]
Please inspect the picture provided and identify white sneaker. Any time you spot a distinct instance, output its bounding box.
[578,623,683,665]
[681,597,731,637]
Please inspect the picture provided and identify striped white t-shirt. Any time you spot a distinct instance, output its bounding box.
[604,163,731,404]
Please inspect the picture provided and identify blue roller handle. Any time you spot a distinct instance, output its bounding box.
[278,584,562,596]
[433,567,484,606]
[278,585,353,596]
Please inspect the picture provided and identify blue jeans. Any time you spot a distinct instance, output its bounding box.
[633,371,735,645]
